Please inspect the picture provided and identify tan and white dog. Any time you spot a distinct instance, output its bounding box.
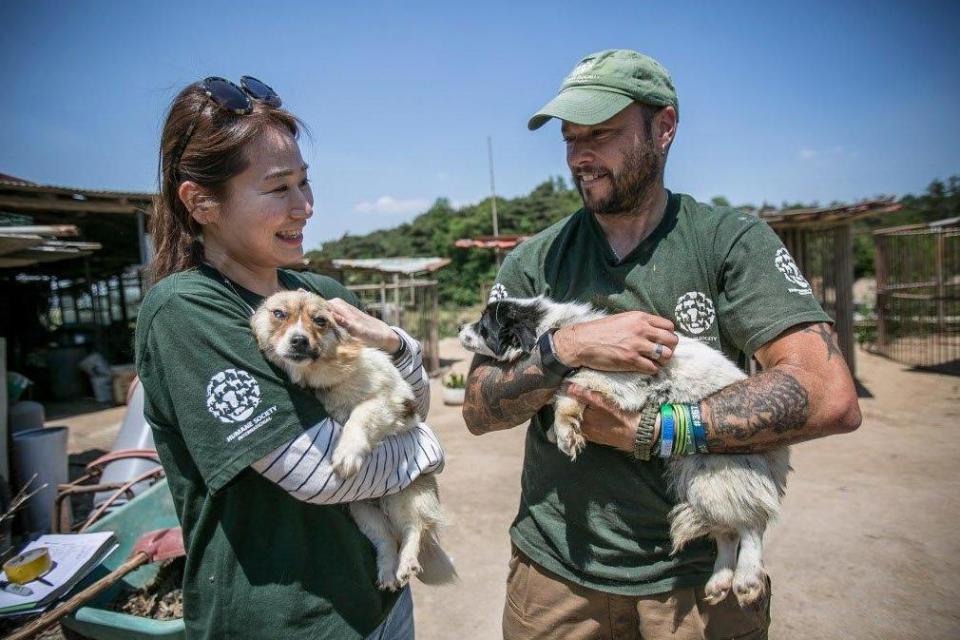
[252,289,455,590]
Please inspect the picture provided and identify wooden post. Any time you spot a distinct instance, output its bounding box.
[393,274,401,327]
[875,234,887,351]
[834,224,855,376]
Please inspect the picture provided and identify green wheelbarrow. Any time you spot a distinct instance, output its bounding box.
[60,479,185,640]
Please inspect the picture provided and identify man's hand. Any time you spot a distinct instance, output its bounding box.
[562,383,639,453]
[552,311,678,374]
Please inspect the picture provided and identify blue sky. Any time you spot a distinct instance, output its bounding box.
[3,1,958,250]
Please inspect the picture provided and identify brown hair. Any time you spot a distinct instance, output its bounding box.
[150,82,303,282]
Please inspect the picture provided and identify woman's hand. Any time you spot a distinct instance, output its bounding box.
[325,298,401,354]
[562,382,640,453]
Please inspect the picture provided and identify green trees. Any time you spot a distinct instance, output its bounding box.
[308,178,582,306]
[308,176,959,302]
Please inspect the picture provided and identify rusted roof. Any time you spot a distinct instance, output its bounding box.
[454,234,530,249]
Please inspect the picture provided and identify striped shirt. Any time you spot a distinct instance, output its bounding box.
[252,327,443,503]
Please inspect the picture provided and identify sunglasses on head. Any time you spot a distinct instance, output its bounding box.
[170,75,282,176]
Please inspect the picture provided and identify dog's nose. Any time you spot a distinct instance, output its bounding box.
[290,334,309,349]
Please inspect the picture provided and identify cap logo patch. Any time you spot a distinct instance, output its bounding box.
[775,248,813,295]
[675,291,716,335]
[206,368,262,424]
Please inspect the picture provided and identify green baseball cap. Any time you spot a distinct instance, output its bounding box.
[528,49,678,130]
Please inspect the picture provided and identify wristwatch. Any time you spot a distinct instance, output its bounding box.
[537,328,575,378]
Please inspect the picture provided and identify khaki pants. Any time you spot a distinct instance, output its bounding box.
[503,547,770,640]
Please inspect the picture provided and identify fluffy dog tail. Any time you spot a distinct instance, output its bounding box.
[417,531,458,585]
[668,503,711,555]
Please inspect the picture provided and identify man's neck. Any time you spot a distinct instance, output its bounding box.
[203,244,280,297]
[592,186,669,260]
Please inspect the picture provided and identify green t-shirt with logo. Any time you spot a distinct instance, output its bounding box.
[492,192,831,596]
[135,264,398,640]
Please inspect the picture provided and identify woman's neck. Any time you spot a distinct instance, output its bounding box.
[203,244,280,296]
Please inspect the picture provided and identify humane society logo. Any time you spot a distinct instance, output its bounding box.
[774,248,813,295]
[674,291,716,335]
[206,368,262,424]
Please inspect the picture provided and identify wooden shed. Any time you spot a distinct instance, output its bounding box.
[761,199,902,376]
[0,177,153,399]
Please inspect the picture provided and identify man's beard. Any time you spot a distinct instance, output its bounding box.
[574,143,662,217]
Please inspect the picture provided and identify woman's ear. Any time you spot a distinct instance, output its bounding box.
[177,181,219,226]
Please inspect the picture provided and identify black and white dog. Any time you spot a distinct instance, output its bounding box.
[459,296,790,606]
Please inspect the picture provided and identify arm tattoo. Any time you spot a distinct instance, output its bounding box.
[462,351,563,435]
[703,369,809,452]
[801,323,843,361]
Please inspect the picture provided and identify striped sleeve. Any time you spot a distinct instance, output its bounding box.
[390,327,430,419]
[251,417,444,504]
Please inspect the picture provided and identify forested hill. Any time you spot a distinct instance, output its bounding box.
[306,177,582,305]
[307,175,960,305]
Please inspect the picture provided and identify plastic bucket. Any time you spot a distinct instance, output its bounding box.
[11,426,69,535]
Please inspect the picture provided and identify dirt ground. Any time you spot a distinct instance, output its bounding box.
[51,339,959,639]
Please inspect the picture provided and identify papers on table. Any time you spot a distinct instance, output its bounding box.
[0,531,118,617]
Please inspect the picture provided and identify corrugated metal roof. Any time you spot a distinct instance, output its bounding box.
[0,178,154,200]
[331,257,451,274]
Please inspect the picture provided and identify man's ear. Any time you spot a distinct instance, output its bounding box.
[654,105,678,155]
[177,181,219,226]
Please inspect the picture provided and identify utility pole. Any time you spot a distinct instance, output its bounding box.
[487,136,501,267]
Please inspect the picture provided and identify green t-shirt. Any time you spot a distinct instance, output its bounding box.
[135,264,398,640]
[492,192,831,596]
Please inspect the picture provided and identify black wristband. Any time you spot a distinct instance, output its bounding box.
[537,329,575,378]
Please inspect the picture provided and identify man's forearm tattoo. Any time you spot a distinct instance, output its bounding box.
[703,369,809,451]
[462,352,562,434]
[801,323,843,361]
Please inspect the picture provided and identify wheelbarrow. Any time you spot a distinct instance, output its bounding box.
[58,479,186,640]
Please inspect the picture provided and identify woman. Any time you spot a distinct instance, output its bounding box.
[135,76,442,640]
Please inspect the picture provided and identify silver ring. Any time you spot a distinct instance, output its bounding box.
[651,343,664,361]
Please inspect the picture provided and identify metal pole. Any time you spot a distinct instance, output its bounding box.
[487,136,501,268]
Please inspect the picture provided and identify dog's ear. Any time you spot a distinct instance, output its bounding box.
[515,325,537,353]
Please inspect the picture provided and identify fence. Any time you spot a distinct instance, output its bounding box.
[347,278,441,374]
[874,217,960,372]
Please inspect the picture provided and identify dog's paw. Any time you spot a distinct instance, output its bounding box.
[377,573,402,592]
[545,426,557,443]
[556,429,586,461]
[331,449,366,479]
[704,568,733,605]
[395,557,422,588]
[733,566,767,607]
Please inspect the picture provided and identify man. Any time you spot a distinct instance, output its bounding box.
[462,49,861,640]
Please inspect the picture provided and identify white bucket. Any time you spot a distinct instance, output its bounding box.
[12,426,69,535]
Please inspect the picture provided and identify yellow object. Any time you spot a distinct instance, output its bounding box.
[3,547,52,584]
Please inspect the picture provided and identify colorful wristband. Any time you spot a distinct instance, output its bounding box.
[690,403,708,454]
[683,406,695,456]
[659,404,675,458]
